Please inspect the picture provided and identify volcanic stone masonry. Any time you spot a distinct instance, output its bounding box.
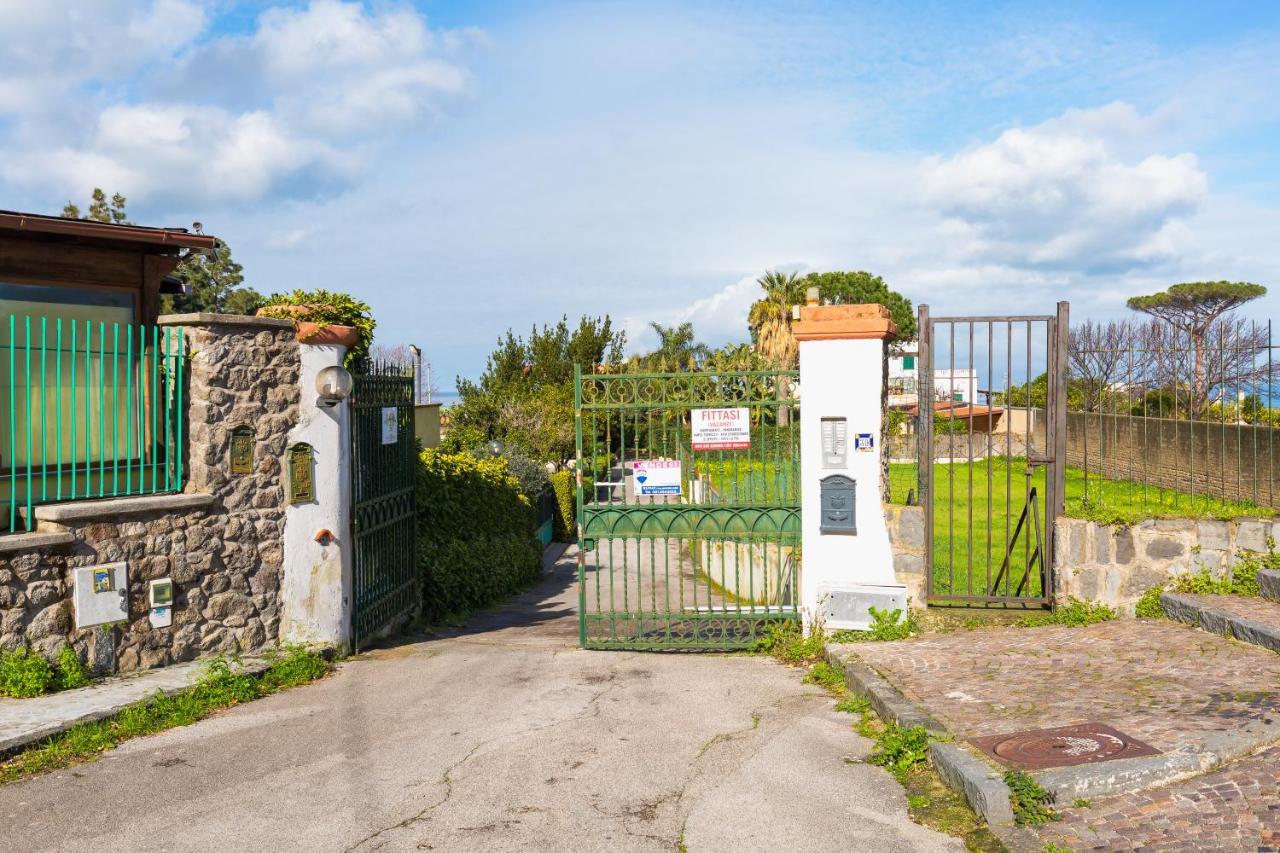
[0,315,300,673]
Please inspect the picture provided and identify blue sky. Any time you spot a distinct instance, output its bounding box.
[2,1,1279,393]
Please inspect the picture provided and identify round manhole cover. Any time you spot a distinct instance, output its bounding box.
[973,722,1161,770]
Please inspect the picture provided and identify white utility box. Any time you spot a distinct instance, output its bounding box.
[818,582,909,631]
[73,562,128,629]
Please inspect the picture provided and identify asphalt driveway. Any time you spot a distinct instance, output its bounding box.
[0,546,956,852]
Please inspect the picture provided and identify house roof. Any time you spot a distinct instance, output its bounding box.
[905,400,1002,420]
[0,209,218,253]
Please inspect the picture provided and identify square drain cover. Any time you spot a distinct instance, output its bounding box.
[971,722,1161,770]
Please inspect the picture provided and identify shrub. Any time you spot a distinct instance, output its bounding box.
[0,646,56,698]
[501,447,551,499]
[550,469,576,541]
[53,646,92,691]
[417,449,542,623]
[256,288,375,366]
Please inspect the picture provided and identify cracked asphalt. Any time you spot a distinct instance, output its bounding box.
[0,546,958,852]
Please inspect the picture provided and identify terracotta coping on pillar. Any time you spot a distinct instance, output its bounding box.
[792,303,898,341]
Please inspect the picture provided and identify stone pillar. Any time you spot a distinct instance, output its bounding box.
[795,302,905,631]
[163,313,301,659]
[280,344,354,650]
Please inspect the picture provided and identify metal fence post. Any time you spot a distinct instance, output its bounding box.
[917,304,933,600]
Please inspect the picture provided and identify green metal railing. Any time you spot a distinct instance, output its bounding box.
[1,314,187,532]
[575,368,801,650]
[350,359,418,649]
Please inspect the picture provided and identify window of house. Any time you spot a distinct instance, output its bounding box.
[903,355,915,370]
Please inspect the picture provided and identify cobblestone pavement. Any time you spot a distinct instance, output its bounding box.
[1036,743,1280,852]
[853,619,1280,753]
[1175,593,1280,626]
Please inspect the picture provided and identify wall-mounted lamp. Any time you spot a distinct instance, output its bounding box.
[316,365,354,408]
[160,275,188,295]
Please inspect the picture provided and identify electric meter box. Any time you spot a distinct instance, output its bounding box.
[73,562,128,629]
[149,578,174,629]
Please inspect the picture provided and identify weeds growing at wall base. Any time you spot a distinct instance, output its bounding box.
[0,645,93,698]
[790,636,1002,850]
[0,645,331,784]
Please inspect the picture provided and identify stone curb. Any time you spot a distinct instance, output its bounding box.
[825,644,946,735]
[1261,569,1280,602]
[1160,591,1280,654]
[825,644,1014,827]
[0,656,269,756]
[929,741,1015,825]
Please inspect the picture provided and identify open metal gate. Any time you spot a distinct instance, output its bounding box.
[917,303,1068,607]
[575,368,801,650]
[350,360,418,648]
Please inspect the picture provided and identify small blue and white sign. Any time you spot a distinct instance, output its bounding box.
[634,459,682,496]
[854,433,874,452]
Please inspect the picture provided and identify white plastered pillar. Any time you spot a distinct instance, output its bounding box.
[796,302,903,631]
[280,344,353,650]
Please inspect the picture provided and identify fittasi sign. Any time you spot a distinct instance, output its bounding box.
[691,407,750,450]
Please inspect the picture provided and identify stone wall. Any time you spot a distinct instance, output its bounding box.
[1053,515,1276,614]
[885,504,926,607]
[0,316,300,673]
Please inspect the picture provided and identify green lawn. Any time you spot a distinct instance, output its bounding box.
[889,458,1272,600]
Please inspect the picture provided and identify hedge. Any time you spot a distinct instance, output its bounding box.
[417,449,542,622]
[550,470,575,541]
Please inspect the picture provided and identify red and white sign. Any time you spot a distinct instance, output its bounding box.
[691,407,751,450]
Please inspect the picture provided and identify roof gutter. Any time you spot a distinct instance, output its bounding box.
[0,211,218,251]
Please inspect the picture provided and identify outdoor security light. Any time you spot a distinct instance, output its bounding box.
[315,365,354,408]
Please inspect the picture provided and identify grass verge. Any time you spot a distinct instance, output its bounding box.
[0,645,332,785]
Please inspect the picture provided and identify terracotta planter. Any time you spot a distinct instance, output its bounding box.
[257,305,359,347]
[295,321,359,347]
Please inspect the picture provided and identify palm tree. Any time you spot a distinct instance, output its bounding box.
[748,270,805,370]
[747,270,806,425]
[646,322,710,371]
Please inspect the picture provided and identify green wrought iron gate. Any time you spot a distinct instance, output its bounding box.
[350,360,418,648]
[575,368,801,650]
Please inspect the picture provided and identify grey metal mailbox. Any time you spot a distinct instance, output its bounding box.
[819,475,856,535]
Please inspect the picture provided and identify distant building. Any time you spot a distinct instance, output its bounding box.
[888,343,978,407]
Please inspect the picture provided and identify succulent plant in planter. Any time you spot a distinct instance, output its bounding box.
[257,289,375,366]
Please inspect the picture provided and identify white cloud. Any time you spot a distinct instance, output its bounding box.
[919,102,1208,272]
[0,0,478,204]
